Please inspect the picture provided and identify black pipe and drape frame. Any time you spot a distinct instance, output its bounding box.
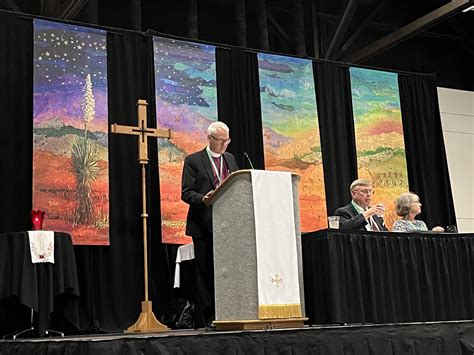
[0,10,457,333]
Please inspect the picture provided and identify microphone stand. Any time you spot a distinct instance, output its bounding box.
[243,152,255,169]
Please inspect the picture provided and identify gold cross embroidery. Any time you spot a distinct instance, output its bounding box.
[271,273,283,287]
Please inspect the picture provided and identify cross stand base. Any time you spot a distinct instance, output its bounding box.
[125,301,169,333]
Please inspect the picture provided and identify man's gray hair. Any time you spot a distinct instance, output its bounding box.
[207,121,229,135]
[350,179,372,192]
[395,192,419,217]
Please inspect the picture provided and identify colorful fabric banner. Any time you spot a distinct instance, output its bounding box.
[258,53,327,232]
[33,20,109,245]
[350,68,409,228]
[153,37,217,244]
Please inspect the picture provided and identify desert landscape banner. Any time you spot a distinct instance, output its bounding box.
[350,68,409,228]
[32,20,109,245]
[153,37,217,244]
[258,53,327,232]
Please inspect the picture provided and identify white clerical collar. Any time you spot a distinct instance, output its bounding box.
[206,145,221,158]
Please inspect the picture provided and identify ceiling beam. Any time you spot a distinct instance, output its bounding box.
[267,12,291,45]
[39,0,87,20]
[311,0,321,58]
[446,17,474,57]
[256,0,269,51]
[334,0,383,60]
[2,0,21,12]
[319,12,461,41]
[60,0,88,20]
[343,0,474,63]
[324,0,359,59]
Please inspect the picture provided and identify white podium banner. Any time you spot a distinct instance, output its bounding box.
[251,170,301,319]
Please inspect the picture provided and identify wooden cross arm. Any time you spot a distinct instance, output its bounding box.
[153,128,172,139]
[110,124,172,139]
[110,123,140,135]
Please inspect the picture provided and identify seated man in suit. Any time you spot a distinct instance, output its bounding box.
[335,179,388,231]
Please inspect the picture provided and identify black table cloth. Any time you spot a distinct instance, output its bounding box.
[302,229,473,325]
[0,232,79,336]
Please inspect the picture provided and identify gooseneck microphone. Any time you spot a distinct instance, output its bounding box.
[243,152,255,169]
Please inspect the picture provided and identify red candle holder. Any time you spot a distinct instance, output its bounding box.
[31,210,45,231]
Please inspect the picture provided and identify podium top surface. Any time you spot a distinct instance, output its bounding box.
[205,169,300,205]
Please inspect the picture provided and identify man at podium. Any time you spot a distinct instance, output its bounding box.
[181,121,239,328]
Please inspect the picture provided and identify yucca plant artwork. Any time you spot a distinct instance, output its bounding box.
[32,20,109,245]
[70,74,101,225]
[71,137,101,224]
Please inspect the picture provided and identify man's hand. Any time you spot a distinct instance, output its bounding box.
[363,203,385,219]
[202,190,214,205]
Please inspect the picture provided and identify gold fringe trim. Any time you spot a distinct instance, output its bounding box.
[258,304,302,319]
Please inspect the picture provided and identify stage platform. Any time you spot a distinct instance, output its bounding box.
[1,320,473,354]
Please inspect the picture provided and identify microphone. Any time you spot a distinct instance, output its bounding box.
[243,152,255,169]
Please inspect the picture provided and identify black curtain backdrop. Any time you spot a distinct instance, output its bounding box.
[216,47,264,169]
[145,34,177,325]
[0,12,33,232]
[313,61,358,215]
[398,74,456,229]
[71,31,172,332]
[0,10,459,335]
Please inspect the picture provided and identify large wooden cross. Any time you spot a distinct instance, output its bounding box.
[111,99,170,164]
[111,99,171,333]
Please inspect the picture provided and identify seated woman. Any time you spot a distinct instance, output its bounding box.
[392,192,444,232]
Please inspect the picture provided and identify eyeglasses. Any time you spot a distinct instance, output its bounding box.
[210,134,231,144]
[354,189,375,196]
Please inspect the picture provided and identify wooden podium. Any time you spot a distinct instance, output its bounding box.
[207,170,307,330]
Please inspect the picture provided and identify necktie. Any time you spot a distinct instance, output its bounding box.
[369,216,380,231]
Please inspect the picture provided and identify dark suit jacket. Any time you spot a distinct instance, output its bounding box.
[335,203,388,231]
[181,148,239,239]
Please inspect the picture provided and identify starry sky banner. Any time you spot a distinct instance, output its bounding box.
[33,20,109,245]
[257,53,327,232]
[350,67,409,228]
[153,37,217,244]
